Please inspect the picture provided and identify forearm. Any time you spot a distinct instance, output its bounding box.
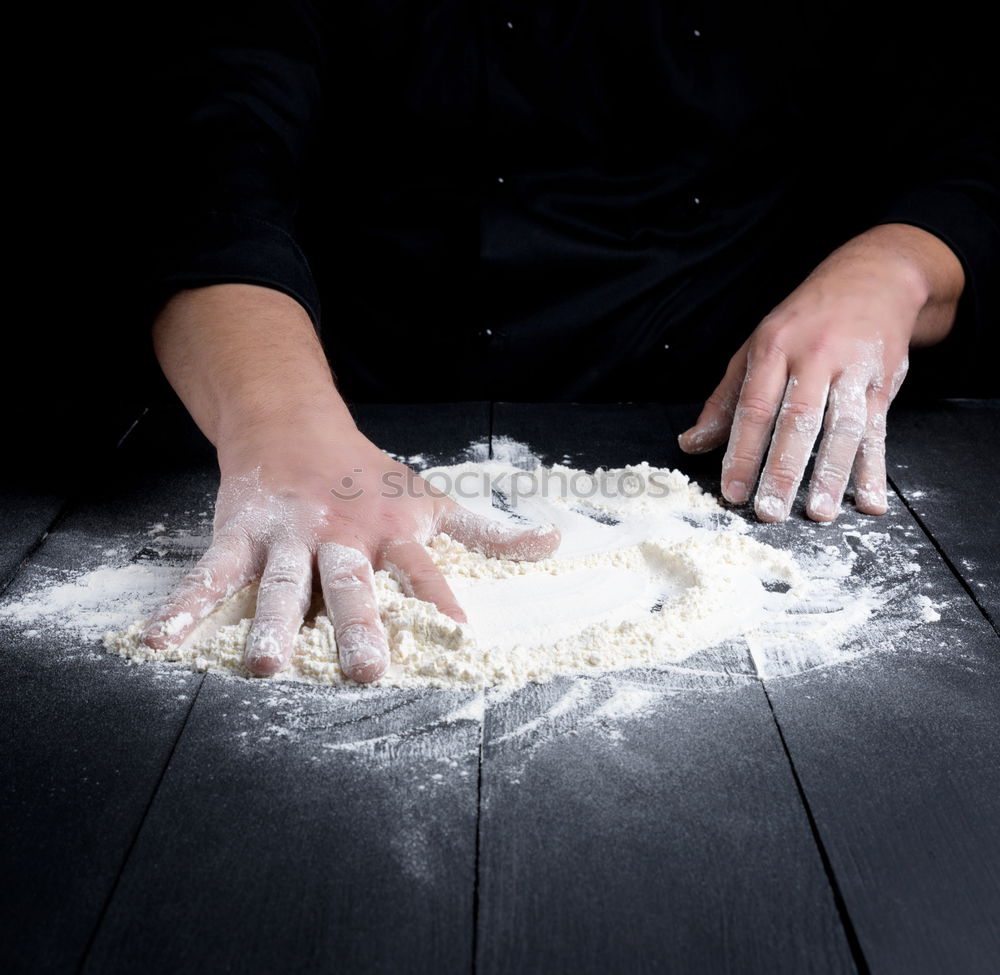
[804,224,965,347]
[152,284,357,455]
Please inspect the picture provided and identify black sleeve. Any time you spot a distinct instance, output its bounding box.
[864,10,999,367]
[142,0,324,326]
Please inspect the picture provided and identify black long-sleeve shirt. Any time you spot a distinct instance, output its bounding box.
[145,0,999,401]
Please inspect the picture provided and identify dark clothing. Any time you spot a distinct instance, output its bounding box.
[147,0,999,401]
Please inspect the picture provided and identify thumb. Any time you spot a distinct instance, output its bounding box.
[678,345,747,454]
[439,507,560,561]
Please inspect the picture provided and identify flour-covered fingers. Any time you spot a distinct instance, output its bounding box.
[851,391,890,515]
[678,345,748,454]
[381,542,466,622]
[440,506,560,561]
[243,541,313,677]
[141,534,257,651]
[721,348,788,504]
[806,374,868,522]
[754,371,827,522]
[318,541,389,684]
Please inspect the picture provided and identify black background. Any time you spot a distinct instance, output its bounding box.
[8,5,997,487]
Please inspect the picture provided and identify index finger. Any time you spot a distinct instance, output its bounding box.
[720,348,788,504]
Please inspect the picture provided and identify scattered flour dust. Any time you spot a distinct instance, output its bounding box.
[2,440,940,695]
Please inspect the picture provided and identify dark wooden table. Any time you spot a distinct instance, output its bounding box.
[2,401,998,975]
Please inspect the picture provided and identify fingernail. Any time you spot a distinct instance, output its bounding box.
[755,494,788,522]
[679,427,714,455]
[140,622,165,646]
[517,524,561,560]
[339,624,389,683]
[245,653,283,677]
[725,480,749,504]
[855,485,887,512]
[809,492,837,521]
[245,627,285,676]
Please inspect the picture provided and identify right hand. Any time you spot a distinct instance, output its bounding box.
[140,422,560,681]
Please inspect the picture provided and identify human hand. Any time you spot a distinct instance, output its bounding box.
[140,425,560,681]
[678,224,964,522]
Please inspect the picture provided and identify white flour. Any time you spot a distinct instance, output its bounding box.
[98,449,906,688]
[1,441,940,699]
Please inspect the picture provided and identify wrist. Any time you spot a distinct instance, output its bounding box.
[823,224,964,345]
[864,224,963,299]
[217,399,362,474]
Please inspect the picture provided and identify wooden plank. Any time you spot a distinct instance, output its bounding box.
[762,538,1000,971]
[477,403,855,974]
[671,399,1000,972]
[886,400,1000,629]
[0,490,65,590]
[1,406,144,591]
[82,678,484,974]
[81,404,491,974]
[493,400,674,470]
[0,406,215,975]
[753,411,1000,975]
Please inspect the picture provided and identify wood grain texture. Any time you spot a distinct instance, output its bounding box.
[82,679,483,975]
[758,435,1000,975]
[0,407,213,975]
[5,400,998,975]
[768,644,1000,975]
[493,400,675,470]
[477,403,855,974]
[886,401,1000,630]
[81,403,491,975]
[671,398,1000,973]
[0,404,143,590]
[0,491,65,590]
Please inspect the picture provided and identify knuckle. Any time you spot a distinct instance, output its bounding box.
[829,379,866,410]
[725,444,764,467]
[780,399,821,422]
[866,371,893,398]
[214,523,256,553]
[250,612,292,632]
[373,508,409,538]
[181,564,219,593]
[321,508,364,537]
[338,620,383,646]
[324,574,367,595]
[826,414,866,442]
[858,435,886,459]
[763,465,799,493]
[805,334,835,358]
[780,402,823,437]
[736,396,777,426]
[704,390,732,414]
[755,311,784,336]
[749,333,786,365]
[814,459,853,486]
[262,566,305,589]
[865,409,889,436]
[407,564,443,588]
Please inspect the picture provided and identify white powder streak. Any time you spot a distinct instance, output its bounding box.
[1,445,939,700]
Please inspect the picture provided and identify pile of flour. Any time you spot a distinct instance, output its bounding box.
[98,450,890,688]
